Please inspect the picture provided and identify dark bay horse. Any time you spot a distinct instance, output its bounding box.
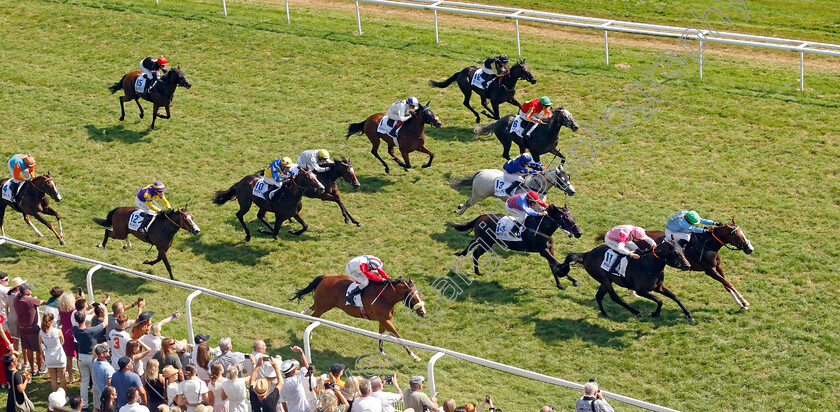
[93,206,201,280]
[304,158,362,226]
[558,239,696,323]
[108,67,192,129]
[446,204,582,289]
[645,220,754,310]
[212,168,325,241]
[346,102,441,174]
[290,276,426,362]
[0,173,65,245]
[429,60,537,123]
[474,107,579,162]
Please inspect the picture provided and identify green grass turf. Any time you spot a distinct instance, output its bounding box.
[1,0,839,410]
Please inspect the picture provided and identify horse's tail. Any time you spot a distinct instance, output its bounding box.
[108,74,127,94]
[474,120,499,136]
[91,208,119,228]
[429,71,459,88]
[594,231,608,243]
[212,183,238,205]
[558,252,587,277]
[446,216,481,233]
[449,171,479,189]
[346,121,365,139]
[289,276,325,302]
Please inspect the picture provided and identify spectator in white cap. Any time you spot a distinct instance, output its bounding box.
[278,345,310,412]
[370,374,402,412]
[574,381,614,412]
[48,387,67,411]
[403,376,438,412]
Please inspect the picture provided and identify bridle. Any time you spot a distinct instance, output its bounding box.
[533,207,576,239]
[710,225,747,251]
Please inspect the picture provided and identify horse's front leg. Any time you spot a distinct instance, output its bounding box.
[43,206,63,238]
[22,214,44,237]
[161,104,171,119]
[388,144,408,169]
[289,212,308,236]
[654,284,695,323]
[331,195,361,226]
[507,96,522,109]
[491,101,501,120]
[32,212,65,245]
[134,97,144,118]
[479,95,496,119]
[150,103,159,129]
[417,144,434,169]
[399,149,412,172]
[381,319,421,362]
[118,96,127,121]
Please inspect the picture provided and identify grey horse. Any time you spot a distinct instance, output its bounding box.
[449,166,575,214]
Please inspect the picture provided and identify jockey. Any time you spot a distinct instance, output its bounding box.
[7,154,36,198]
[264,157,299,191]
[604,225,657,260]
[385,96,420,140]
[296,149,333,174]
[665,210,720,246]
[139,56,168,91]
[345,255,391,306]
[505,191,547,236]
[135,181,172,233]
[481,54,510,88]
[502,153,545,195]
[516,96,553,147]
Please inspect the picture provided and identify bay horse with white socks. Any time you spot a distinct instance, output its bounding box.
[346,102,441,174]
[290,276,426,362]
[92,206,201,280]
[0,173,65,245]
[449,166,575,215]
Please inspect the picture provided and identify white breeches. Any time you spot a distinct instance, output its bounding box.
[665,228,691,244]
[481,66,495,76]
[264,176,279,186]
[134,197,157,215]
[503,172,525,185]
[345,267,369,289]
[604,237,638,255]
[140,67,159,80]
[504,205,530,224]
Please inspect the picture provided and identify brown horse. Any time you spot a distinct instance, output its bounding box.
[108,67,192,129]
[212,168,325,241]
[0,173,65,245]
[644,220,754,310]
[346,102,441,174]
[92,206,201,280]
[290,276,426,362]
[304,158,362,226]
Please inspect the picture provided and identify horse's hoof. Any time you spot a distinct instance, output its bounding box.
[258,228,265,233]
[122,245,130,249]
[556,285,565,291]
[119,116,125,121]
[740,306,748,311]
[143,260,153,265]
[648,312,660,318]
[288,230,296,235]
[412,355,421,363]
[245,235,251,242]
[572,281,581,287]
[688,317,696,324]
[59,241,67,246]
[634,313,643,318]
[422,164,431,169]
[475,272,484,277]
[96,243,105,249]
[355,222,363,227]
[139,113,144,119]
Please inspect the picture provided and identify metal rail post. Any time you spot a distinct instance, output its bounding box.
[699,39,704,79]
[86,264,103,302]
[285,0,290,23]
[512,11,523,57]
[186,290,202,341]
[601,22,612,65]
[303,321,321,362]
[356,1,363,35]
[222,0,227,16]
[427,352,446,397]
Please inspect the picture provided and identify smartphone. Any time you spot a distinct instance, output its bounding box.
[422,405,429,412]
[384,374,394,384]
[77,287,83,295]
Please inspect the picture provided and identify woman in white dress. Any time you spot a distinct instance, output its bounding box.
[207,363,229,412]
[38,312,67,392]
[221,363,252,412]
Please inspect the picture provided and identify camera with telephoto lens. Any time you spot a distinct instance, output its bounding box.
[384,374,394,384]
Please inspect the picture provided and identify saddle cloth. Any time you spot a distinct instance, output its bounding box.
[376,117,395,134]
[495,216,522,242]
[493,176,513,197]
[1,180,14,202]
[471,70,486,89]
[252,177,271,199]
[345,284,365,309]
[134,76,148,94]
[509,117,526,137]
[600,249,629,277]
[128,210,152,232]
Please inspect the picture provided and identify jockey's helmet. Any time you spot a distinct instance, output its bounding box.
[152,181,167,192]
[631,226,646,239]
[22,155,36,168]
[367,256,383,270]
[499,55,510,64]
[519,153,533,164]
[156,56,168,67]
[685,210,700,224]
[525,191,548,207]
[317,149,330,161]
[280,157,293,168]
[539,96,552,106]
[407,96,419,109]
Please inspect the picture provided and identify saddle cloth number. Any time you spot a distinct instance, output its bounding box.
[1,180,14,202]
[345,284,364,308]
[134,76,147,94]
[495,216,521,242]
[600,249,629,277]
[493,177,512,197]
[376,117,394,135]
[471,70,485,89]
[252,178,270,199]
[128,210,147,232]
[510,117,525,136]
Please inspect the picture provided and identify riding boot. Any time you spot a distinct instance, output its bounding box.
[607,256,623,276]
[346,286,363,306]
[505,181,521,196]
[8,181,19,200]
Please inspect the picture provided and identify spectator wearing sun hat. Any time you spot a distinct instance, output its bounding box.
[278,345,310,412]
[48,387,67,411]
[249,356,283,412]
[403,376,438,412]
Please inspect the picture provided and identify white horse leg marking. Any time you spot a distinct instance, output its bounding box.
[301,307,314,316]
[734,288,749,307]
[58,220,64,237]
[124,238,132,249]
[728,289,741,306]
[27,219,44,237]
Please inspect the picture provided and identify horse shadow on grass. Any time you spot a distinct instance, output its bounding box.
[180,236,271,265]
[425,125,482,142]
[355,175,394,193]
[85,124,152,143]
[220,216,319,242]
[62,266,155,297]
[519,312,644,348]
[281,328,418,372]
[554,287,702,327]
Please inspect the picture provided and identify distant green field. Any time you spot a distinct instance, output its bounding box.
[1,0,839,410]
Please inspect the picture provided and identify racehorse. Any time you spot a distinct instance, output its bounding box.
[644,220,754,310]
[305,158,362,226]
[0,173,65,245]
[289,276,426,362]
[346,102,441,174]
[92,206,200,280]
[108,66,192,129]
[474,107,579,162]
[447,204,582,289]
[558,239,696,323]
[429,60,537,123]
[449,166,575,215]
[212,168,325,241]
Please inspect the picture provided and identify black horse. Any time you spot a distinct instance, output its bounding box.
[429,60,537,123]
[446,204,582,289]
[558,239,696,323]
[108,66,192,129]
[304,158,362,226]
[474,107,579,162]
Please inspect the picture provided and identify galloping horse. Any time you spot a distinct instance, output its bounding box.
[447,204,582,289]
[305,158,362,226]
[93,206,201,280]
[644,220,754,310]
[449,166,575,215]
[289,276,426,362]
[429,60,537,123]
[108,67,192,129]
[0,173,65,245]
[558,239,696,323]
[474,107,579,162]
[212,168,325,241]
[346,102,441,174]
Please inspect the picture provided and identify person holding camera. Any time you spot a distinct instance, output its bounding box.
[370,374,402,412]
[574,381,614,412]
[402,376,438,412]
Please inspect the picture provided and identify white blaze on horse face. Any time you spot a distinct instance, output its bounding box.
[49,180,62,201]
[413,299,426,316]
[185,214,200,234]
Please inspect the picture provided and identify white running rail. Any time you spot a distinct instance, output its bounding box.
[0,236,679,411]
